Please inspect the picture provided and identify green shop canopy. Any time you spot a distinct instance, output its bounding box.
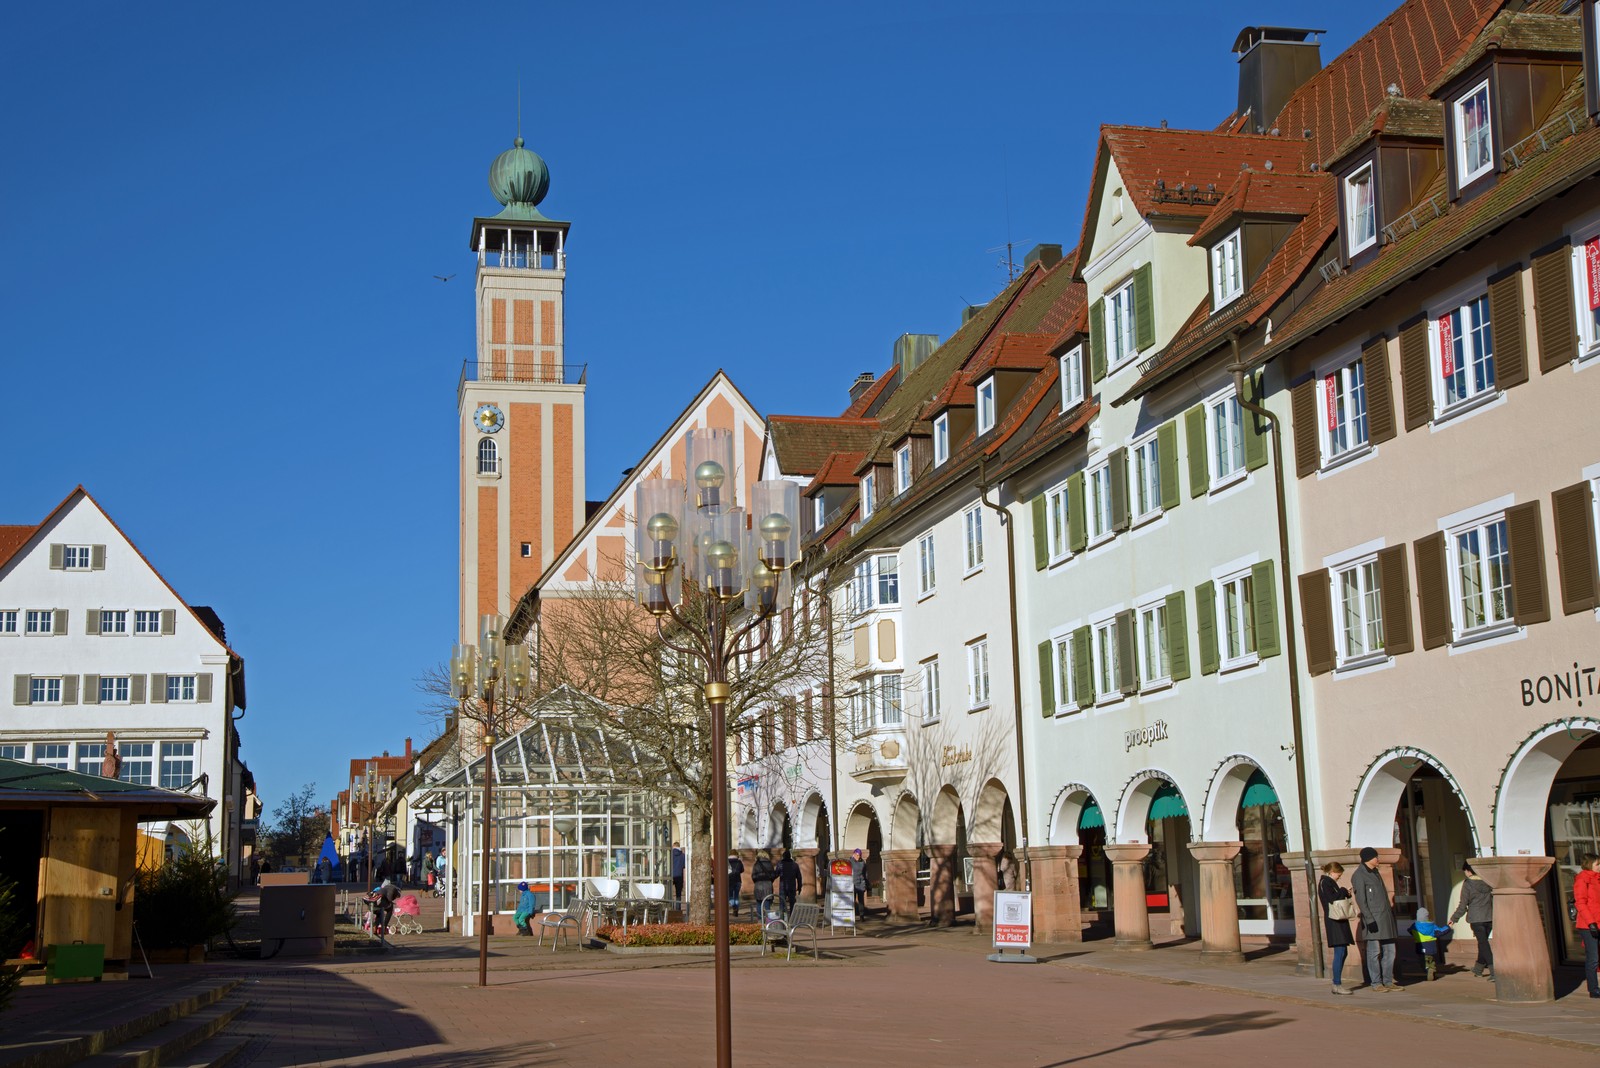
[1240,769,1280,809]
[1147,782,1189,821]
[1077,801,1104,830]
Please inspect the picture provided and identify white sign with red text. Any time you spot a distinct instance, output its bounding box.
[993,891,1032,950]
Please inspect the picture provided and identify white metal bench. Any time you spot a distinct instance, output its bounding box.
[537,896,590,951]
[762,902,821,960]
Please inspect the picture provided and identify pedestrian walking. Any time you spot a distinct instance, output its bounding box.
[1318,861,1356,995]
[776,849,802,918]
[671,842,686,907]
[1352,846,1400,991]
[1575,852,1600,999]
[850,848,869,917]
[1449,860,1494,979]
[751,850,776,917]
[1408,907,1450,980]
[727,854,745,917]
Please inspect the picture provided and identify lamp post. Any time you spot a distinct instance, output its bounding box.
[451,613,531,988]
[632,428,800,1068]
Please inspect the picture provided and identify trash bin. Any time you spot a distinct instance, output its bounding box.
[45,942,105,983]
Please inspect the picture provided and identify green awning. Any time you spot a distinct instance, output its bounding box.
[1147,782,1189,821]
[1077,801,1104,830]
[1240,769,1280,809]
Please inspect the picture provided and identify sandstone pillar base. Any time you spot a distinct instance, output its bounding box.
[1104,843,1152,950]
[1028,845,1083,943]
[881,848,921,923]
[1188,841,1244,964]
[792,848,819,904]
[927,844,958,927]
[1473,856,1556,1004]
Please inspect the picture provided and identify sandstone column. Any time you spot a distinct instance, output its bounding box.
[880,848,921,923]
[969,842,1002,931]
[927,844,958,926]
[791,847,819,903]
[736,849,756,912]
[1028,845,1083,943]
[1472,856,1556,1004]
[1103,843,1152,950]
[1187,841,1245,964]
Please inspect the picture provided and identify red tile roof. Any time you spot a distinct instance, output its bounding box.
[767,416,878,477]
[1107,127,1291,220]
[0,525,38,571]
[961,332,1056,385]
[1189,169,1327,248]
[802,453,867,497]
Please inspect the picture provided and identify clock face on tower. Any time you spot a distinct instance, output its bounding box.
[474,404,505,434]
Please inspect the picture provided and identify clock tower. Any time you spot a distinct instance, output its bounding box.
[458,136,587,644]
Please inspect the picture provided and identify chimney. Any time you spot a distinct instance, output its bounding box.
[893,334,939,377]
[962,304,985,324]
[848,372,878,404]
[405,737,413,759]
[1023,243,1063,270]
[1232,27,1324,134]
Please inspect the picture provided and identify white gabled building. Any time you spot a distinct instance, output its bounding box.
[0,487,251,883]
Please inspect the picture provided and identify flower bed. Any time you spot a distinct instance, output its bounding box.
[598,923,764,947]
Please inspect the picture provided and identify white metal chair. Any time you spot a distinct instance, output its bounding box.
[762,902,821,960]
[537,896,589,951]
[635,882,669,923]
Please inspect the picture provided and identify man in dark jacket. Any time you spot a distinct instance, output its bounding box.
[1449,860,1494,978]
[1351,847,1400,990]
[776,850,803,917]
[671,843,686,908]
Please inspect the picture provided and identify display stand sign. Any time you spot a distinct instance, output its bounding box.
[827,858,856,934]
[988,890,1036,963]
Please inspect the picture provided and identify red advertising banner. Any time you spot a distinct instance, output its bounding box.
[1324,375,1338,432]
[1587,237,1600,310]
[1438,313,1455,377]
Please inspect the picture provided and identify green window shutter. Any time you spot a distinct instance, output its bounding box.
[1037,640,1055,717]
[131,675,146,704]
[1165,591,1190,681]
[1297,569,1335,676]
[86,610,100,636]
[90,545,106,570]
[1089,299,1107,382]
[14,676,31,705]
[151,674,168,704]
[1115,609,1137,692]
[1243,373,1268,472]
[1157,421,1180,511]
[1251,559,1280,658]
[82,675,100,705]
[49,544,64,570]
[1067,473,1087,553]
[1196,581,1218,675]
[1031,495,1049,571]
[197,673,214,703]
[161,609,177,635]
[1071,626,1094,707]
[1133,263,1155,351]
[61,675,77,705]
[53,609,67,635]
[1109,448,1130,533]
[1185,405,1207,498]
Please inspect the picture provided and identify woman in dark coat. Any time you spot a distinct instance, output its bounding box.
[1318,861,1355,995]
[751,851,776,917]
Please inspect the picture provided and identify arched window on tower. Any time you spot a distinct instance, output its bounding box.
[478,437,499,476]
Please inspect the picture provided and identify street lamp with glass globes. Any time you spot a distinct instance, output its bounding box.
[631,427,799,1068]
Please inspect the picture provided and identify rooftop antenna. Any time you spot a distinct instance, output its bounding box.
[986,148,1023,282]
[517,75,522,140]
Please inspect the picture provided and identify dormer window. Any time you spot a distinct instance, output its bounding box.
[933,414,950,466]
[976,378,997,434]
[812,494,826,531]
[861,471,876,520]
[1060,345,1084,410]
[1345,164,1377,256]
[1454,80,1493,186]
[1211,229,1243,309]
[894,444,912,494]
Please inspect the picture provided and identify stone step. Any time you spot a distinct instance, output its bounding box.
[0,980,242,1068]
[149,1033,248,1068]
[75,997,246,1068]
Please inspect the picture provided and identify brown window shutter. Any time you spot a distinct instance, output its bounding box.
[52,609,66,635]
[1362,337,1397,444]
[1291,379,1319,478]
[86,610,100,636]
[1506,500,1551,626]
[1398,318,1432,431]
[151,674,168,704]
[14,675,30,705]
[1552,481,1600,614]
[131,674,146,704]
[1297,569,1335,676]
[49,544,64,570]
[1414,532,1452,649]
[90,545,106,570]
[1377,545,1414,655]
[197,673,213,703]
[1532,243,1577,373]
[1488,268,1528,389]
[83,675,100,705]
[61,675,77,705]
[161,609,177,635]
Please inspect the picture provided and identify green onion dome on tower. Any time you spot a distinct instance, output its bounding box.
[487,137,551,221]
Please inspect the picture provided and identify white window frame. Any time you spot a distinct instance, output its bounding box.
[1430,291,1496,417]
[134,610,161,635]
[1319,357,1370,466]
[1332,555,1388,668]
[99,675,131,703]
[916,530,937,599]
[35,743,69,769]
[1087,462,1114,544]
[63,545,92,570]
[31,677,63,704]
[119,742,153,786]
[1211,229,1244,308]
[812,495,826,532]
[1569,234,1600,363]
[76,743,107,777]
[1051,632,1079,716]
[99,609,127,635]
[1218,568,1260,671]
[966,638,991,710]
[878,673,904,728]
[1446,512,1515,641]
[160,742,197,790]
[894,444,912,494]
[1138,599,1171,692]
[1046,480,1071,564]
[1092,615,1123,704]
[963,505,985,574]
[876,554,900,608]
[0,744,26,760]
[0,611,16,635]
[860,472,876,520]
[933,414,950,466]
[921,658,942,724]
[1454,79,1494,186]
[25,610,54,636]
[1107,276,1138,367]
[166,674,198,703]
[477,437,499,476]
[976,377,997,434]
[1208,390,1247,489]
[1060,345,1084,410]
[1345,163,1377,255]
[1131,434,1162,523]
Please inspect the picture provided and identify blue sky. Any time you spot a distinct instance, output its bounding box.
[1,2,1397,818]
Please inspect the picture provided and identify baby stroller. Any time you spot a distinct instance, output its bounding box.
[391,893,424,935]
